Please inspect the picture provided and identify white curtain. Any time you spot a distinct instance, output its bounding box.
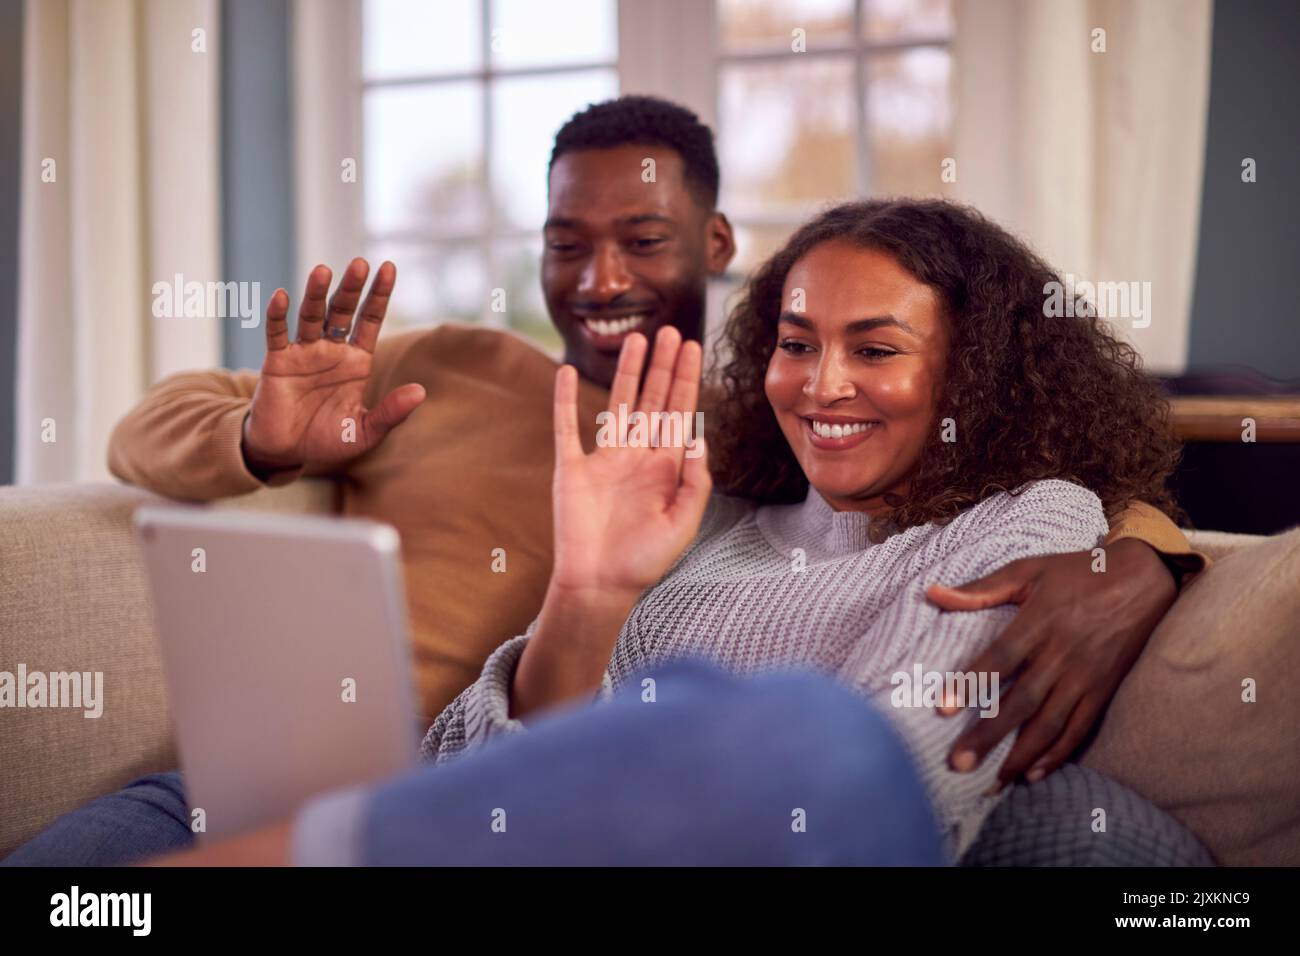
[953,0,1213,374]
[16,0,222,484]
[292,0,364,295]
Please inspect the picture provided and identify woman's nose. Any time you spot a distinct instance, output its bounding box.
[804,354,856,404]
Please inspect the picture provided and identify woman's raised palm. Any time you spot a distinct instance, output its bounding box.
[549,328,712,598]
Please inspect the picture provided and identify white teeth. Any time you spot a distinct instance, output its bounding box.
[584,314,647,337]
[810,420,874,439]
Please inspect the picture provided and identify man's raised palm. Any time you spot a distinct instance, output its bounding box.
[241,259,426,474]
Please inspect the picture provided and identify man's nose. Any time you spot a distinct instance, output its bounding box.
[578,242,633,301]
[804,352,857,404]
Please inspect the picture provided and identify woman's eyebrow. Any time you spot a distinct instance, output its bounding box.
[778,312,919,336]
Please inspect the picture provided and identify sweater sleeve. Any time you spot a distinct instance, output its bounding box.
[105,368,290,500]
[105,329,424,501]
[1104,499,1208,580]
[836,480,1110,861]
[419,620,616,765]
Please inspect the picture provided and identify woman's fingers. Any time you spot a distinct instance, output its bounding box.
[553,364,584,465]
[600,328,702,466]
[607,333,648,416]
[653,338,703,468]
[295,265,332,343]
[264,288,290,351]
[350,260,397,353]
[674,436,712,525]
[635,326,682,415]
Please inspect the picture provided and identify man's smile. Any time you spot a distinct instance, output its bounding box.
[575,309,659,351]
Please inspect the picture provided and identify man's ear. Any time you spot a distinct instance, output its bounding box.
[705,211,736,277]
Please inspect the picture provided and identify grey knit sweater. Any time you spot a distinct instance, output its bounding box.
[420,479,1108,859]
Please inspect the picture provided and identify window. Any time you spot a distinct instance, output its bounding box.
[361,0,618,351]
[715,0,955,275]
[356,0,955,349]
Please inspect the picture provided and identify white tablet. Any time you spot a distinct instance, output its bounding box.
[134,506,419,843]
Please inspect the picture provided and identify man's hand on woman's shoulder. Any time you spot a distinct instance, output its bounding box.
[926,538,1177,790]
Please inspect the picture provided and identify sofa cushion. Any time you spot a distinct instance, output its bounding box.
[1081,525,1300,865]
[0,483,177,858]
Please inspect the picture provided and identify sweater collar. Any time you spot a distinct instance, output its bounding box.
[757,486,875,558]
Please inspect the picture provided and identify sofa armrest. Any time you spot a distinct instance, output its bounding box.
[0,479,337,858]
[1184,527,1268,564]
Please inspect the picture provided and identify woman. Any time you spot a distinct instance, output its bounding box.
[422,199,1182,861]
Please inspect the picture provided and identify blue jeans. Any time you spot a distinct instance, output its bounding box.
[4,661,943,866]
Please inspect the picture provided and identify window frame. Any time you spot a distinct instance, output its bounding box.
[713,0,955,280]
[357,0,619,330]
[306,0,955,335]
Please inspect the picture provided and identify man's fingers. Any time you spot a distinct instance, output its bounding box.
[926,558,1037,611]
[999,690,1099,787]
[948,686,1037,773]
[296,265,332,343]
[264,288,290,351]
[361,383,426,448]
[937,620,1037,716]
[324,258,370,343]
[350,260,397,353]
[635,325,682,416]
[553,364,583,464]
[950,649,1066,774]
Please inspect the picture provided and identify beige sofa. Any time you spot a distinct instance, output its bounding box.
[0,480,1276,860]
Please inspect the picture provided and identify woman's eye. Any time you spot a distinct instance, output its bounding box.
[859,347,898,360]
[778,340,813,355]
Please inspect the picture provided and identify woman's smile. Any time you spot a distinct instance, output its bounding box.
[802,414,881,450]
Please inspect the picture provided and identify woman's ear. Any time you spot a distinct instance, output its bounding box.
[705,212,737,277]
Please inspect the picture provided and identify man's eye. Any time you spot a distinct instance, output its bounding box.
[546,242,580,255]
[630,237,667,251]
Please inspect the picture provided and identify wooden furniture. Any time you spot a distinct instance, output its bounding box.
[1170,396,1300,443]
[1167,395,1300,535]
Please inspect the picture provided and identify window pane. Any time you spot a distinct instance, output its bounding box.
[719,0,852,52]
[490,0,617,69]
[729,222,799,278]
[490,69,618,231]
[369,240,487,330]
[363,0,481,80]
[863,0,953,42]
[865,47,954,198]
[492,238,560,354]
[719,58,858,220]
[364,84,485,237]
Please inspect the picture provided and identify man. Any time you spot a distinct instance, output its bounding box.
[108,97,737,730]
[11,96,1201,866]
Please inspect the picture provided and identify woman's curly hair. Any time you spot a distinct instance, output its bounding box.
[709,198,1183,530]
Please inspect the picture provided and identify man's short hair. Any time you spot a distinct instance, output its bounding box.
[549,95,721,209]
